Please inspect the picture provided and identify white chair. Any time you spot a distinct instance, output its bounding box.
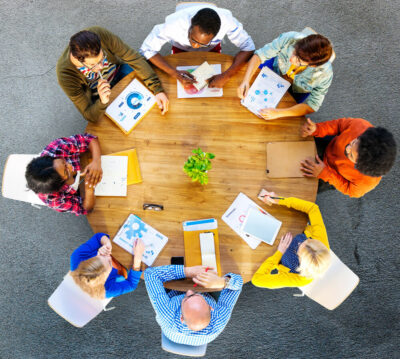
[301,27,336,63]
[161,332,207,357]
[48,273,114,328]
[294,250,359,310]
[176,2,216,12]
[2,154,45,207]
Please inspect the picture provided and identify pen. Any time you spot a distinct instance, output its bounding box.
[98,71,103,80]
[181,72,194,81]
[260,195,284,200]
[193,267,210,287]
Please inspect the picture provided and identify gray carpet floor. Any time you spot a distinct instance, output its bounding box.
[0,1,399,358]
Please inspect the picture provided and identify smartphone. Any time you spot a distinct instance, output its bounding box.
[171,256,184,265]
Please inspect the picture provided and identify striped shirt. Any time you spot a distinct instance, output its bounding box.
[77,51,118,95]
[144,265,243,346]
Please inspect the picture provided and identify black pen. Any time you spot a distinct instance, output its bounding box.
[260,195,284,200]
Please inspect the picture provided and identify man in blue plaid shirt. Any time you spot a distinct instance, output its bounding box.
[144,265,243,346]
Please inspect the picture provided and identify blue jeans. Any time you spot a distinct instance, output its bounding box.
[110,63,134,87]
[259,57,310,104]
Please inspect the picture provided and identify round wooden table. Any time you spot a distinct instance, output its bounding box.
[86,52,317,289]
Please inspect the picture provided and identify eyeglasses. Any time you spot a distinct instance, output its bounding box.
[182,292,201,304]
[143,203,164,211]
[188,27,212,48]
[80,50,106,71]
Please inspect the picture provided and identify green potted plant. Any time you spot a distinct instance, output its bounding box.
[183,148,215,185]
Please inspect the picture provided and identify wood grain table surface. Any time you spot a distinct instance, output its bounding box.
[85,52,317,290]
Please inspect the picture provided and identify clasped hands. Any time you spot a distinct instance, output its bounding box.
[175,70,229,89]
[184,266,226,289]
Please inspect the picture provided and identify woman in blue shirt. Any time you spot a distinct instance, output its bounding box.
[70,232,145,299]
[238,31,334,120]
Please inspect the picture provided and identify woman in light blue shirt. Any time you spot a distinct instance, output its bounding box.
[238,32,334,120]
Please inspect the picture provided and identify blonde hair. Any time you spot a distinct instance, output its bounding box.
[297,239,331,279]
[70,256,109,299]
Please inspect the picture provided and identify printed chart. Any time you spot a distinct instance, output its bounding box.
[241,66,290,117]
[113,214,168,266]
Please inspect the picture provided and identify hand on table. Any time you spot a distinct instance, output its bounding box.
[97,79,111,104]
[258,189,279,205]
[277,232,293,254]
[175,70,196,86]
[207,73,229,88]
[82,159,103,188]
[259,108,284,120]
[237,80,250,99]
[184,266,212,279]
[192,272,225,289]
[155,92,169,115]
[301,118,317,137]
[300,155,325,177]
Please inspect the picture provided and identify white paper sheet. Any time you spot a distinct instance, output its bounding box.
[241,66,290,118]
[177,64,223,98]
[94,156,128,197]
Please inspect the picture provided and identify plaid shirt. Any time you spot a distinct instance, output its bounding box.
[144,265,243,346]
[38,133,96,216]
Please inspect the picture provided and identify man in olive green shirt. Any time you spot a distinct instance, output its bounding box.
[57,26,169,122]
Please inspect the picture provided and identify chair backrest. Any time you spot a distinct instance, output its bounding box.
[2,154,45,206]
[48,273,112,328]
[298,250,359,310]
[161,332,207,357]
[301,27,336,63]
[176,2,217,12]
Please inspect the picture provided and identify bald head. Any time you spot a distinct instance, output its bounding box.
[181,290,211,331]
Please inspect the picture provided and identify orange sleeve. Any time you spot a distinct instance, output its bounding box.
[318,166,381,198]
[312,118,353,137]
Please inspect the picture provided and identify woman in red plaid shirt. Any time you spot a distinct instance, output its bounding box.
[25,133,102,215]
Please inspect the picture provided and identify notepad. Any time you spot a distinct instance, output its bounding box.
[105,78,156,134]
[200,232,217,269]
[94,156,128,197]
[266,141,316,178]
[222,193,274,249]
[191,61,216,91]
[241,208,282,246]
[241,66,290,118]
[113,214,168,266]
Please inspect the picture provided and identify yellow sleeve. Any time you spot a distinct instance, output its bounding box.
[278,197,329,249]
[251,251,313,288]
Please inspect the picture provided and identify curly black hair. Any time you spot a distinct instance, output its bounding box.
[356,127,397,177]
[191,8,221,36]
[25,156,66,194]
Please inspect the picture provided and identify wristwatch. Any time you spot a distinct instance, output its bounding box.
[223,276,231,289]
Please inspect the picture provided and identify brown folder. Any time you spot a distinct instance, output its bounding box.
[184,228,222,277]
[266,141,316,178]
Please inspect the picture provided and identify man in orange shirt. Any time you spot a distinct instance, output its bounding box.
[300,117,396,198]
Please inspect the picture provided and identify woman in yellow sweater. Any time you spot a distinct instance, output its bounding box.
[251,190,331,288]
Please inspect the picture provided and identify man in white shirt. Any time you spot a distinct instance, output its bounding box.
[140,6,255,88]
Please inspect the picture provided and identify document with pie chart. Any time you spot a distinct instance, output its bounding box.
[241,66,290,118]
[106,78,156,134]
